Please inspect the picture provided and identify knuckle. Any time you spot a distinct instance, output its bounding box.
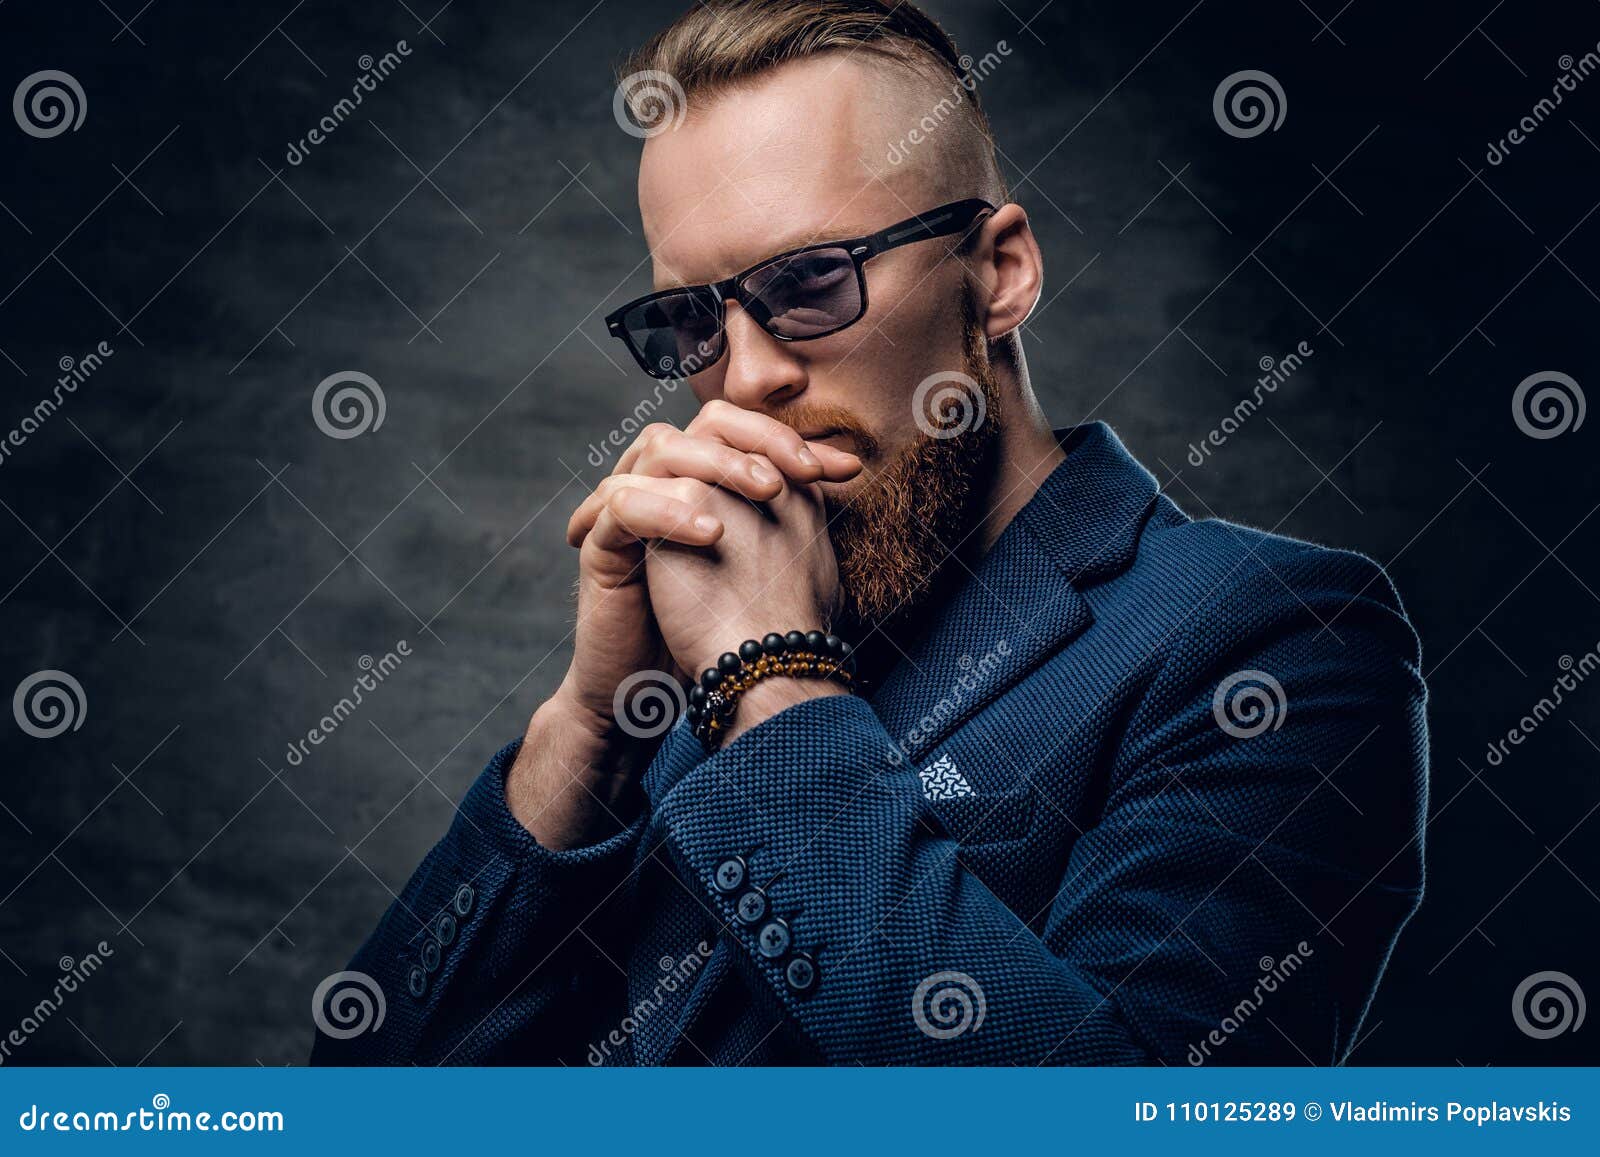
[607,483,642,514]
[665,476,704,504]
[715,443,750,469]
[593,474,630,504]
[698,398,735,424]
[636,422,675,452]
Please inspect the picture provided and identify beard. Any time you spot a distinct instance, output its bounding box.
[772,289,1002,643]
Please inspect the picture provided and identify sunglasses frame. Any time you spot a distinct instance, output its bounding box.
[604,197,997,380]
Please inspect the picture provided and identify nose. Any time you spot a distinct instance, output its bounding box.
[716,301,807,411]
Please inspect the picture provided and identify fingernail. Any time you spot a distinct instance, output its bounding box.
[693,514,720,535]
[797,446,820,467]
[750,462,779,485]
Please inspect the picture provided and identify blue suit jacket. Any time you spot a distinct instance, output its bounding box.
[313,422,1429,1066]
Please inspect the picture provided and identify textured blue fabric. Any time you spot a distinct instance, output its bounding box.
[312,422,1428,1066]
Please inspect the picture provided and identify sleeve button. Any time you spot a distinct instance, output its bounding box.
[756,919,791,959]
[734,889,767,925]
[407,964,428,998]
[421,939,442,973]
[434,912,456,946]
[784,953,817,994]
[452,884,475,917]
[713,857,746,894]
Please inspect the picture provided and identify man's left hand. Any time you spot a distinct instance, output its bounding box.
[643,460,841,681]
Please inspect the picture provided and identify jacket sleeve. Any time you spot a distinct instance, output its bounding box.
[650,547,1428,1064]
[310,739,646,1065]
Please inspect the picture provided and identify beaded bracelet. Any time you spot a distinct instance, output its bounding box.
[686,630,857,752]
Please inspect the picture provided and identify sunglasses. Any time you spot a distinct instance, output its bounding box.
[604,198,996,380]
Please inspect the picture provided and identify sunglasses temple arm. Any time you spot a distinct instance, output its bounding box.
[863,198,995,257]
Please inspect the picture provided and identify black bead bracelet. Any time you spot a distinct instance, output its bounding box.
[685,631,856,752]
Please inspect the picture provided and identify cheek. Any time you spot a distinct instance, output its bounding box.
[868,270,972,372]
[821,320,967,446]
[804,302,965,404]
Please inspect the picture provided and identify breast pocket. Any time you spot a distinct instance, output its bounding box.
[913,749,1034,846]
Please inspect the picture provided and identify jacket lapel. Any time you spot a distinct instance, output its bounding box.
[868,423,1159,764]
[639,422,1162,795]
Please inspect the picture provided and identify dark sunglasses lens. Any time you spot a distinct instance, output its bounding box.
[742,247,861,339]
[622,290,723,377]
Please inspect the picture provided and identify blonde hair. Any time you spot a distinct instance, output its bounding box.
[618,0,1008,201]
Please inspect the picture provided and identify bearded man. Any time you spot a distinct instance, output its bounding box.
[314,0,1428,1066]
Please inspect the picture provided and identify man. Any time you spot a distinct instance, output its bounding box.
[314,0,1428,1065]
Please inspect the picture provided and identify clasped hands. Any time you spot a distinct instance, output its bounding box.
[510,401,864,847]
[567,400,862,731]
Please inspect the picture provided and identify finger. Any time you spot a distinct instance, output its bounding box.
[615,426,786,501]
[796,438,864,479]
[583,485,722,554]
[688,400,863,482]
[570,474,695,545]
[568,474,714,546]
[568,476,621,547]
[612,422,677,476]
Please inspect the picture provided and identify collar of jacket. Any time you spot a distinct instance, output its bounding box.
[643,420,1160,796]
[865,420,1159,763]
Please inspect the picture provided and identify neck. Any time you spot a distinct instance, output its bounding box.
[973,359,1066,553]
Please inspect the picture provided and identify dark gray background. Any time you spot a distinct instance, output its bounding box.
[1,0,1596,1065]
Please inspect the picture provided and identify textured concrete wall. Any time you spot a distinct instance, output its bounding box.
[0,0,1594,1064]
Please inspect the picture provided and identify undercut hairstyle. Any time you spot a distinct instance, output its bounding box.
[618,0,1010,204]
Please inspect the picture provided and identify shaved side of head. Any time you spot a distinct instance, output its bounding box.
[620,0,1010,214]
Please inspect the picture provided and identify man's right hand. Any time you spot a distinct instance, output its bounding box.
[507,404,862,850]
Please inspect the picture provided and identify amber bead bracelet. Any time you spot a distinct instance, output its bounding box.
[686,631,856,752]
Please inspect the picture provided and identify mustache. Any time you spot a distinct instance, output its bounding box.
[766,402,882,460]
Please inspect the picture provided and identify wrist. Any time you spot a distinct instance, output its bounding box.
[687,630,857,751]
[720,677,848,746]
[536,685,616,757]
[508,690,649,849]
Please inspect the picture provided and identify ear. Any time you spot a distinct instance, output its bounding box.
[973,203,1043,342]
